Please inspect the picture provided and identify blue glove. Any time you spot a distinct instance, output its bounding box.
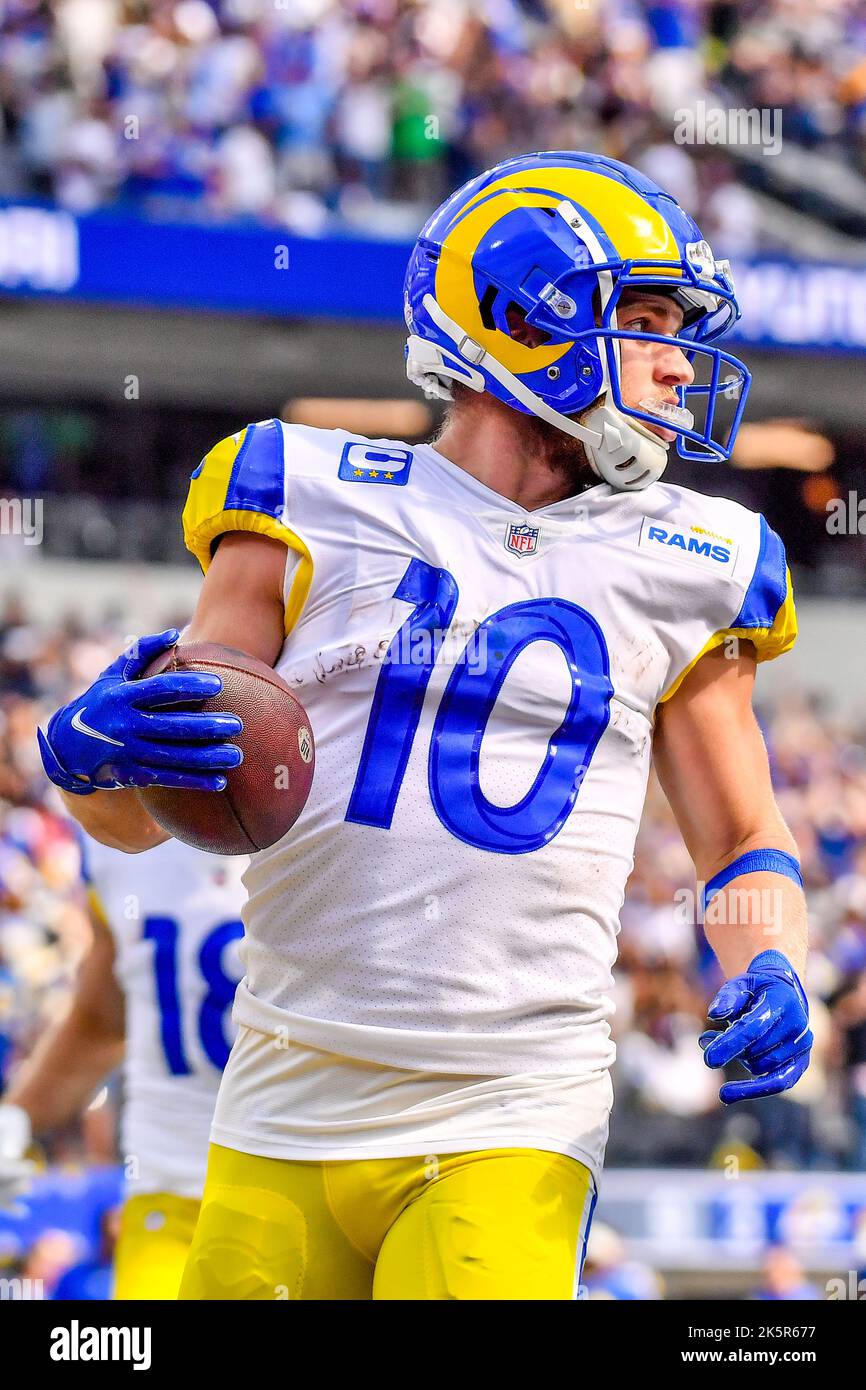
[699,950,812,1105]
[38,629,243,795]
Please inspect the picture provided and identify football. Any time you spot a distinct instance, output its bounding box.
[137,641,315,855]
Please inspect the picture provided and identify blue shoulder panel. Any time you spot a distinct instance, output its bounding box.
[731,515,788,629]
[224,418,284,517]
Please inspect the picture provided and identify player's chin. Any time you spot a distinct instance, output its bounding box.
[643,422,676,445]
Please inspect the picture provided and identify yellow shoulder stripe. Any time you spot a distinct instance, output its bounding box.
[86,885,112,933]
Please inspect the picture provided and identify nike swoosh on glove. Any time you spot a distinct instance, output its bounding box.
[37,629,243,794]
[699,949,813,1104]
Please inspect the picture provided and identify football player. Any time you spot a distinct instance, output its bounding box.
[39,153,811,1300]
[0,834,246,1298]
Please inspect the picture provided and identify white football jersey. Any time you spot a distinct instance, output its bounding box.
[184,420,796,1078]
[81,834,248,1197]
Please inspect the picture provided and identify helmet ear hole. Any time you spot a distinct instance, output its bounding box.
[478,284,498,331]
[504,301,550,347]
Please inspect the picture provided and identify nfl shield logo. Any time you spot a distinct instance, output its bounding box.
[505,522,539,557]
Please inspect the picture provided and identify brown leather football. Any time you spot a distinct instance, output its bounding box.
[137,642,315,855]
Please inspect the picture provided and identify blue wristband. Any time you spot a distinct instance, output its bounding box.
[701,849,803,915]
[748,950,809,1014]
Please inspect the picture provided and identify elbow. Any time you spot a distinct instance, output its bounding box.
[60,789,170,854]
[97,829,171,854]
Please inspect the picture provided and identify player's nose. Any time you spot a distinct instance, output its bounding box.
[655,339,695,389]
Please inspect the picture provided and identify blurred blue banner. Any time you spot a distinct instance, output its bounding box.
[0,202,408,320]
[598,1169,866,1274]
[1,202,865,352]
[0,1164,124,1264]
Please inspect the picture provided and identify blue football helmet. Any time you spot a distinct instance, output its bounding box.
[404,151,750,490]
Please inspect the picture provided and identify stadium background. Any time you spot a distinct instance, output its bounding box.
[0,0,865,1300]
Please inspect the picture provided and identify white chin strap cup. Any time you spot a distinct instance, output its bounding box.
[581,403,670,492]
[409,297,669,492]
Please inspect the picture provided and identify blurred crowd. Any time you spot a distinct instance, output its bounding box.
[0,0,864,248]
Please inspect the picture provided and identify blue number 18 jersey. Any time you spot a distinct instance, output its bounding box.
[81,834,248,1196]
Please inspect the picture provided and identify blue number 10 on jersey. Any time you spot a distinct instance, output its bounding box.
[345,558,613,854]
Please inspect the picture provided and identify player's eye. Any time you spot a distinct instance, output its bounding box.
[622,315,651,332]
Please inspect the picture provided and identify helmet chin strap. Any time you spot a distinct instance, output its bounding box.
[417,295,669,492]
[580,402,670,491]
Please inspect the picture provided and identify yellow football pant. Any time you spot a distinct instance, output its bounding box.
[178,1143,595,1301]
[113,1192,202,1300]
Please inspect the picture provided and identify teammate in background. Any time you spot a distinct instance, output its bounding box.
[41,152,812,1300]
[0,835,246,1299]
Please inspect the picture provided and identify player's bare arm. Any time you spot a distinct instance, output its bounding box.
[654,641,811,1101]
[654,640,806,974]
[183,532,288,663]
[0,908,124,1180]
